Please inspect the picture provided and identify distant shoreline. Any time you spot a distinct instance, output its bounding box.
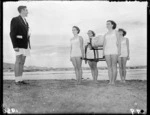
[3,62,147,72]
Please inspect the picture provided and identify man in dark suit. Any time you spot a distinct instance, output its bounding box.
[10,6,31,85]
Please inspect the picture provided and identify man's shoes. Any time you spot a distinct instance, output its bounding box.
[15,82,21,85]
[15,81,29,85]
[20,81,29,84]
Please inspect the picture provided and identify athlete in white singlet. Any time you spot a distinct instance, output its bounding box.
[118,28,130,83]
[120,38,128,57]
[86,30,99,83]
[103,20,119,85]
[70,36,82,58]
[70,26,84,84]
[104,30,118,55]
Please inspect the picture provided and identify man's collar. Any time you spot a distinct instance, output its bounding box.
[19,15,25,19]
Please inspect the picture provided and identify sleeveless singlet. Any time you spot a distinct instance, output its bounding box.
[70,36,82,57]
[84,37,99,60]
[104,30,118,55]
[120,38,128,57]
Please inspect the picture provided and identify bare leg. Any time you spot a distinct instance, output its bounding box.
[20,55,26,76]
[122,57,127,82]
[88,61,95,80]
[111,55,118,84]
[118,57,124,81]
[105,55,112,84]
[15,55,22,77]
[71,57,79,82]
[76,57,82,83]
[93,61,98,82]
[88,61,98,83]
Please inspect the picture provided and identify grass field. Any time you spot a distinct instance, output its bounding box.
[3,79,147,114]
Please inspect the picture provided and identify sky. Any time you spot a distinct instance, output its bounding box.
[3,1,147,68]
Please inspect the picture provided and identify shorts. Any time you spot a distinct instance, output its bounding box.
[119,50,128,57]
[15,48,30,56]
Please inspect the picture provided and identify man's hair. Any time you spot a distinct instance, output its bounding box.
[18,6,27,13]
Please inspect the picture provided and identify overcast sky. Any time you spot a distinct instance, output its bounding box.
[3,1,147,67]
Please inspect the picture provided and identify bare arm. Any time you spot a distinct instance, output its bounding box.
[103,34,106,56]
[70,39,72,61]
[79,36,84,58]
[116,31,121,56]
[126,38,130,59]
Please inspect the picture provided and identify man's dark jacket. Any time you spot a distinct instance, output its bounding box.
[10,15,31,49]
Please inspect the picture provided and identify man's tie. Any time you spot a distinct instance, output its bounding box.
[23,18,27,25]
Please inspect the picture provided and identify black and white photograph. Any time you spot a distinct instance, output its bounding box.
[2,0,147,114]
